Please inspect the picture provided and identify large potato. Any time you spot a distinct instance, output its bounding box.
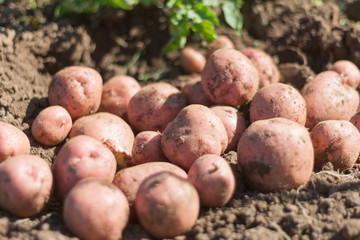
[331,60,360,88]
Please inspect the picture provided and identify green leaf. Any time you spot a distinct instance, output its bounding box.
[162,19,190,53]
[191,20,217,42]
[222,1,242,32]
[193,3,219,25]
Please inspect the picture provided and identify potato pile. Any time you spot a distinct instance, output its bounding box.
[1,35,360,239]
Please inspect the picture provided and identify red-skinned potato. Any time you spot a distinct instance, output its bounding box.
[180,47,206,73]
[201,48,259,107]
[206,35,234,58]
[351,111,360,132]
[0,155,53,218]
[331,60,360,88]
[52,135,117,202]
[237,118,314,192]
[31,105,72,146]
[63,178,129,240]
[161,104,228,170]
[188,154,235,207]
[48,66,103,119]
[310,120,360,171]
[98,75,141,119]
[70,112,134,168]
[0,121,30,163]
[135,172,200,239]
[185,81,212,107]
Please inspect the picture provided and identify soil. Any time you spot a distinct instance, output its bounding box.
[1,0,360,239]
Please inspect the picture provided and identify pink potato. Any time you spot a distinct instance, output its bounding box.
[242,48,280,87]
[237,118,314,192]
[0,121,30,163]
[201,48,259,107]
[63,178,129,240]
[184,81,212,107]
[135,172,200,239]
[210,105,246,151]
[188,154,236,207]
[127,82,187,132]
[98,75,141,119]
[351,111,360,132]
[331,60,360,88]
[131,131,167,165]
[0,155,53,218]
[48,66,103,119]
[52,135,117,202]
[206,35,234,58]
[70,112,134,168]
[180,47,206,74]
[310,120,360,171]
[161,104,228,170]
[250,83,307,125]
[31,105,72,146]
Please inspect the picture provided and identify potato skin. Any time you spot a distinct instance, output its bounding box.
[0,155,53,218]
[127,82,187,132]
[161,104,228,170]
[98,75,141,119]
[185,81,212,107]
[63,178,129,240]
[350,111,360,132]
[331,60,360,88]
[135,172,200,239]
[310,120,360,171]
[48,66,103,119]
[250,83,307,125]
[237,118,314,192]
[206,35,234,58]
[180,47,206,73]
[188,154,235,207]
[0,121,30,163]
[201,48,259,107]
[31,105,72,146]
[52,135,117,202]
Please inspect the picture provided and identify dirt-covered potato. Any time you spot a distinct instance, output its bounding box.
[0,121,30,163]
[250,83,307,125]
[135,172,200,239]
[31,105,72,146]
[206,35,234,58]
[48,66,103,119]
[161,104,228,170]
[310,120,360,171]
[351,111,360,132]
[180,47,206,73]
[331,60,360,88]
[69,112,134,168]
[0,155,53,218]
[63,178,129,240]
[201,48,259,107]
[237,118,314,192]
[127,82,187,132]
[183,80,212,107]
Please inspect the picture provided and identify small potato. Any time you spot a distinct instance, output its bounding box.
[0,121,30,163]
[0,155,53,218]
[52,135,117,202]
[48,66,103,119]
[350,111,360,132]
[98,75,141,119]
[31,105,72,146]
[201,48,259,107]
[131,131,167,165]
[185,81,212,107]
[70,112,134,168]
[206,35,234,58]
[135,172,200,239]
[237,118,314,192]
[250,83,307,125]
[180,47,206,73]
[63,178,129,240]
[331,60,360,88]
[127,82,187,132]
[188,154,235,207]
[310,120,360,171]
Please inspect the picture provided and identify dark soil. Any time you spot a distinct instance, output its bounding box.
[1,0,360,239]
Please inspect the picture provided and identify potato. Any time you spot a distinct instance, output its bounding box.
[0,121,30,163]
[70,112,134,168]
[201,48,259,107]
[331,60,360,88]
[127,82,187,132]
[63,178,129,240]
[52,135,117,202]
[31,105,72,146]
[206,35,234,58]
[351,111,360,132]
[135,172,199,239]
[131,131,167,165]
[210,105,246,152]
[98,75,141,119]
[161,104,228,170]
[237,118,314,192]
[242,48,280,87]
[0,155,53,218]
[188,154,235,207]
[180,47,206,73]
[310,120,360,171]
[184,81,212,107]
[250,83,307,125]
[48,66,103,119]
